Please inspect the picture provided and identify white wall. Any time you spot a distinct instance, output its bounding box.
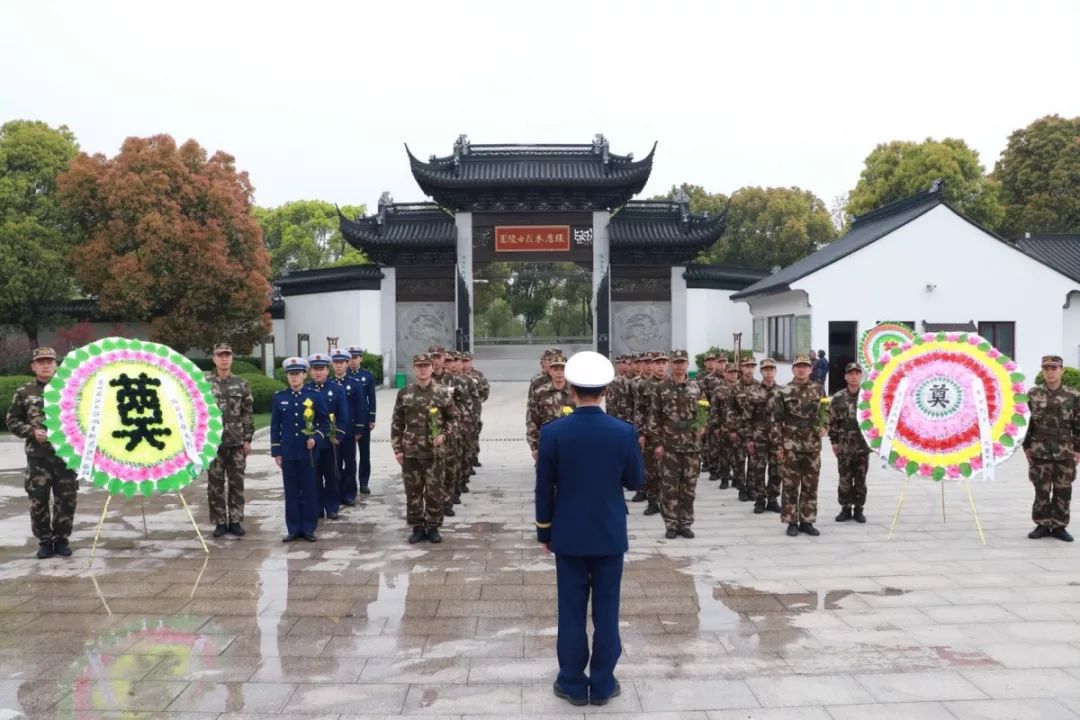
[1062,292,1080,368]
[791,205,1079,381]
[742,290,812,383]
[686,288,756,364]
[270,318,286,351]
[282,289,382,357]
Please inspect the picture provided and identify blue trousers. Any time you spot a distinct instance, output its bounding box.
[281,458,319,537]
[357,427,372,488]
[316,447,340,516]
[555,553,624,700]
[338,436,358,502]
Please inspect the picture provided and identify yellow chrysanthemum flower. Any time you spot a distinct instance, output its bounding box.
[329,413,335,421]
[429,407,438,415]
[303,408,314,420]
[303,398,314,408]
[819,397,830,405]
[697,399,710,407]
[561,405,573,416]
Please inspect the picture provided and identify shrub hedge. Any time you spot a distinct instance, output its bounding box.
[0,375,34,432]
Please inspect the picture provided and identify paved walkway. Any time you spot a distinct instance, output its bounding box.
[0,382,1078,719]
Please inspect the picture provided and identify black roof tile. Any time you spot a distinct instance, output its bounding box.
[922,321,976,333]
[1015,234,1080,284]
[684,264,770,290]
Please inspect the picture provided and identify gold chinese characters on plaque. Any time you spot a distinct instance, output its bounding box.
[494,226,571,252]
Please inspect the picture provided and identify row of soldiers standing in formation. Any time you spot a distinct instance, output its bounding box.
[390,347,490,544]
[528,347,874,539]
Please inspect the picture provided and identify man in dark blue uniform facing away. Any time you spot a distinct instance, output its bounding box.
[535,351,645,707]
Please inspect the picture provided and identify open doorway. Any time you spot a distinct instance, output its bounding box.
[827,321,858,395]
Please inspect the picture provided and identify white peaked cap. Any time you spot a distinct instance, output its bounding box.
[564,351,615,389]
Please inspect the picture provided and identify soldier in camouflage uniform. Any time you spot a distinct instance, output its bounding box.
[648,350,703,538]
[527,348,560,409]
[730,357,772,510]
[1023,354,1080,542]
[626,353,649,502]
[205,343,255,538]
[769,354,826,537]
[637,352,669,516]
[710,361,741,490]
[829,363,870,524]
[5,347,78,559]
[698,352,719,480]
[464,352,489,469]
[392,353,459,544]
[710,353,733,483]
[527,355,575,460]
[757,358,783,513]
[441,351,474,515]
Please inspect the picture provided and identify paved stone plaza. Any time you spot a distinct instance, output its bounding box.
[0,381,1079,719]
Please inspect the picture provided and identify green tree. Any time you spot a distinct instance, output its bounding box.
[473,262,511,317]
[845,138,1003,229]
[995,114,1080,237]
[254,200,368,279]
[506,263,561,336]
[59,134,272,353]
[0,120,80,343]
[476,297,522,337]
[652,182,729,216]
[698,186,837,268]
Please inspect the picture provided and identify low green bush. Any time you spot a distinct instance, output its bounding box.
[239,373,286,414]
[0,375,35,432]
[694,347,755,372]
[1033,366,1080,389]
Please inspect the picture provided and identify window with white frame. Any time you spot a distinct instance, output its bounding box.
[767,315,793,360]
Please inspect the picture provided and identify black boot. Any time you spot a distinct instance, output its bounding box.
[738,488,751,502]
[678,527,695,539]
[664,528,678,539]
[852,507,866,524]
[798,522,821,536]
[785,523,799,537]
[835,507,852,522]
[53,539,72,557]
[443,506,455,517]
[643,502,660,516]
[765,499,781,513]
[36,541,54,559]
[708,472,718,481]
[719,478,730,489]
[408,526,427,544]
[1028,525,1052,539]
[228,523,245,536]
[753,500,766,514]
[358,486,371,495]
[631,491,647,503]
[426,526,443,543]
[212,523,228,538]
[1052,527,1074,542]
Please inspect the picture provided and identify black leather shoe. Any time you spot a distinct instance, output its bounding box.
[835,507,852,522]
[443,507,455,517]
[553,681,588,706]
[799,522,821,537]
[282,534,297,543]
[708,472,718,481]
[590,679,621,706]
[36,542,54,559]
[452,495,462,505]
[408,526,427,544]
[753,500,766,514]
[473,459,482,467]
[358,486,371,495]
[643,502,660,516]
[719,478,730,489]
[631,491,647,502]
[664,528,678,539]
[341,498,357,506]
[786,523,799,537]
[738,489,751,502]
[460,485,470,494]
[1052,527,1074,542]
[426,527,442,543]
[228,523,245,536]
[678,527,695,539]
[326,512,339,520]
[766,499,782,513]
[1029,525,1052,539]
[853,507,866,523]
[303,533,317,542]
[212,524,228,538]
[53,540,72,557]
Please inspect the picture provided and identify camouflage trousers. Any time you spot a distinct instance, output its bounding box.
[659,451,699,530]
[26,454,78,543]
[836,452,869,509]
[403,456,443,528]
[705,427,731,477]
[1028,459,1074,528]
[727,438,746,488]
[746,441,781,502]
[207,446,246,524]
[781,451,821,524]
[441,438,462,512]
[644,443,661,501]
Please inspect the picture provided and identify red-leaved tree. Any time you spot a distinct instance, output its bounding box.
[58,135,271,353]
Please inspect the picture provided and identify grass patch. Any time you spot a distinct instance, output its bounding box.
[254,412,271,430]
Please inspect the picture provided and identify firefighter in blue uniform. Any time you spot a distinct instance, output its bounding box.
[305,353,350,520]
[535,351,645,707]
[330,348,362,506]
[271,357,329,542]
[347,345,377,494]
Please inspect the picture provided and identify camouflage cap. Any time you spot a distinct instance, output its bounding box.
[740,356,758,366]
[212,343,233,355]
[283,356,309,372]
[670,349,689,361]
[844,362,863,374]
[723,363,739,373]
[653,352,671,362]
[427,345,445,355]
[704,351,717,360]
[413,352,433,365]
[307,353,331,368]
[548,347,563,356]
[31,347,57,361]
[462,351,473,360]
[445,351,460,360]
[330,348,351,362]
[548,354,568,367]
[760,358,777,369]
[793,354,813,366]
[715,353,728,363]
[1042,355,1064,366]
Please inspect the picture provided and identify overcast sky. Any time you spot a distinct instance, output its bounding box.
[3,0,1078,213]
